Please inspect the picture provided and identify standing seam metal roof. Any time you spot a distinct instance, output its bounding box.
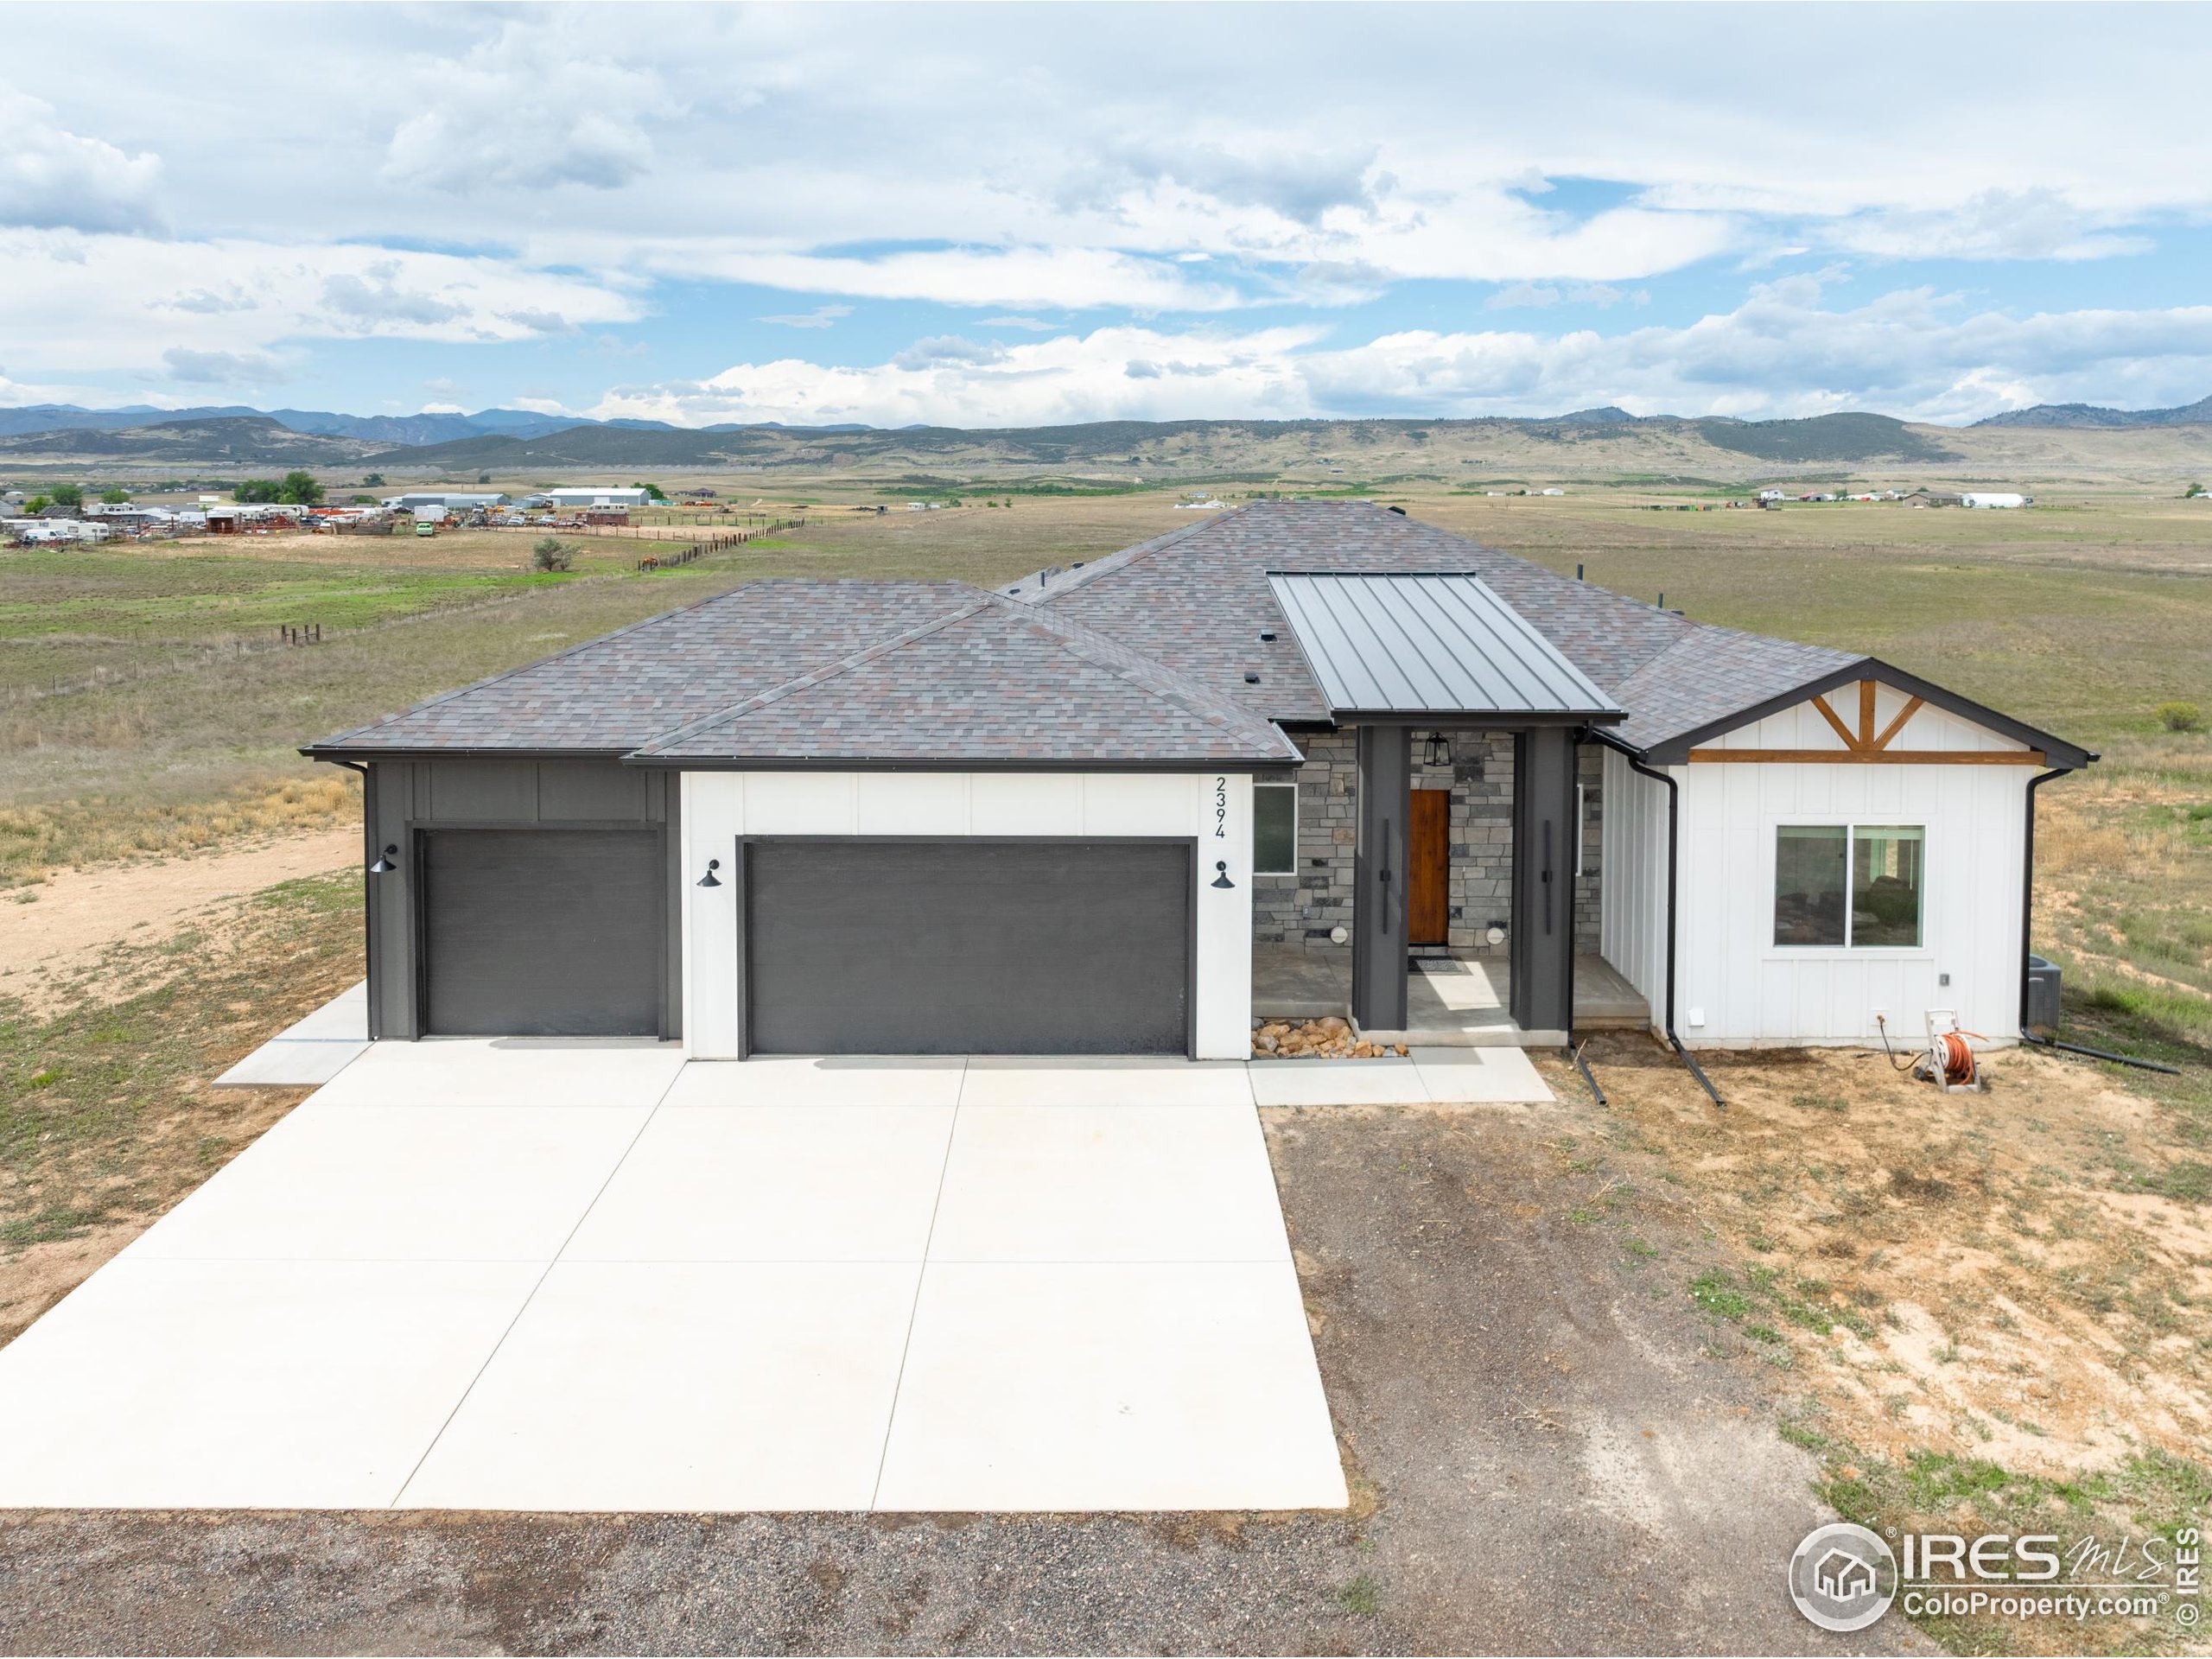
[1267,572,1623,717]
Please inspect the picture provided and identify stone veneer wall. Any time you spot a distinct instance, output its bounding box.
[1252,729,1606,960]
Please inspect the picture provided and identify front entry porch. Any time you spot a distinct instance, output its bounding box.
[1253,944,1649,1046]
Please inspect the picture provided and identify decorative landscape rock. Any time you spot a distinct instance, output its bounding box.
[1250,1017,1408,1059]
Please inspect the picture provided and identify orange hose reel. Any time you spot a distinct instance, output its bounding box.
[1935,1028,1982,1085]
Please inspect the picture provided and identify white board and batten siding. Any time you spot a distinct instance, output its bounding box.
[679,770,1255,1060]
[1601,683,2037,1048]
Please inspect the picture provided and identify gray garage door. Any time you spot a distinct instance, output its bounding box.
[744,840,1192,1056]
[421,828,662,1037]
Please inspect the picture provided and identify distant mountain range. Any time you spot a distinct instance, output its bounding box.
[1970,393,2212,429]
[0,403,877,445]
[0,393,2202,474]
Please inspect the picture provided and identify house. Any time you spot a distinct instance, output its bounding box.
[305,501,2089,1059]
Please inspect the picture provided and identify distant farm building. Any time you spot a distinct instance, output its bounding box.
[383,492,510,513]
[541,486,653,509]
[1961,492,2031,509]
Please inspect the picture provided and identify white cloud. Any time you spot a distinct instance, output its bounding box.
[584,288,2212,429]
[1488,282,1560,310]
[0,86,162,232]
[1822,189,2153,264]
[586,324,1324,429]
[758,304,853,328]
[161,347,291,387]
[1296,284,2212,422]
[381,16,670,194]
[0,232,640,374]
[667,242,1246,312]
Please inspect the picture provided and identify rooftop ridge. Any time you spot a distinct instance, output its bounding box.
[1001,500,1260,603]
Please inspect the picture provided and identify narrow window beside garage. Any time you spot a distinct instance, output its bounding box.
[1773,823,1923,948]
[1253,782,1297,874]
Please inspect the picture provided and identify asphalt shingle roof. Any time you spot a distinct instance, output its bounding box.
[308,579,1297,768]
[632,592,1300,766]
[1010,500,1864,753]
[308,581,979,754]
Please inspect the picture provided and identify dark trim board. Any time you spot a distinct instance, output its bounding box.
[734,835,1199,1058]
[631,756,1294,772]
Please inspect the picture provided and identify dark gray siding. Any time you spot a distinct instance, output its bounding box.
[360,758,681,1039]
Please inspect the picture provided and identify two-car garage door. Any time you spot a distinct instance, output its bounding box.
[743,840,1192,1055]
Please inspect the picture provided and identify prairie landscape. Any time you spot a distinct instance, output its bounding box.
[3,467,2209,1656]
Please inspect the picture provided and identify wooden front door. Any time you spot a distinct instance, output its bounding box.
[1408,789,1450,945]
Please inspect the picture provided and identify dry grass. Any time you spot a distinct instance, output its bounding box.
[0,773,357,888]
[1539,1033,2211,1654]
[0,867,362,1337]
[2037,737,2212,1043]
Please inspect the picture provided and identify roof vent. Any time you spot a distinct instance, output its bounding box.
[1243,671,1261,683]
[1071,561,1084,569]
[1259,630,1276,642]
[1387,505,1407,516]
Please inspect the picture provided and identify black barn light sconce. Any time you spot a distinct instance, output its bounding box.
[1211,861,1236,889]
[696,858,723,888]
[367,843,399,875]
[1422,734,1452,768]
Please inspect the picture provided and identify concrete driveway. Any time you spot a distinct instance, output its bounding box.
[0,1043,1347,1514]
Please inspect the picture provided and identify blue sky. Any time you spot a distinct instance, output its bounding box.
[3,2,2209,428]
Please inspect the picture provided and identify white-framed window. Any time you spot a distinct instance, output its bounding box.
[1253,782,1298,874]
[1773,823,1925,948]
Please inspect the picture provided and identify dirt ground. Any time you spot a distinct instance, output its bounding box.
[0,1099,1923,1658]
[0,826,357,1014]
[1556,1036,2210,1482]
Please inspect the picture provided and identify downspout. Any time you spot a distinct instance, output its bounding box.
[1564,728,1606,1104]
[1592,731,1724,1109]
[2017,765,2072,1035]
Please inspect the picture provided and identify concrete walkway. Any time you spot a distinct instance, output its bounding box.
[0,1044,1367,1513]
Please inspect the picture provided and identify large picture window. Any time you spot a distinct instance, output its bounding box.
[1253,783,1298,874]
[1774,823,1923,948]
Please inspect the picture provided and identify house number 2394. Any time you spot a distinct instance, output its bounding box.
[1214,776,1228,837]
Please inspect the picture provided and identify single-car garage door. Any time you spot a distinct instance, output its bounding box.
[421,827,663,1036]
[744,839,1191,1056]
